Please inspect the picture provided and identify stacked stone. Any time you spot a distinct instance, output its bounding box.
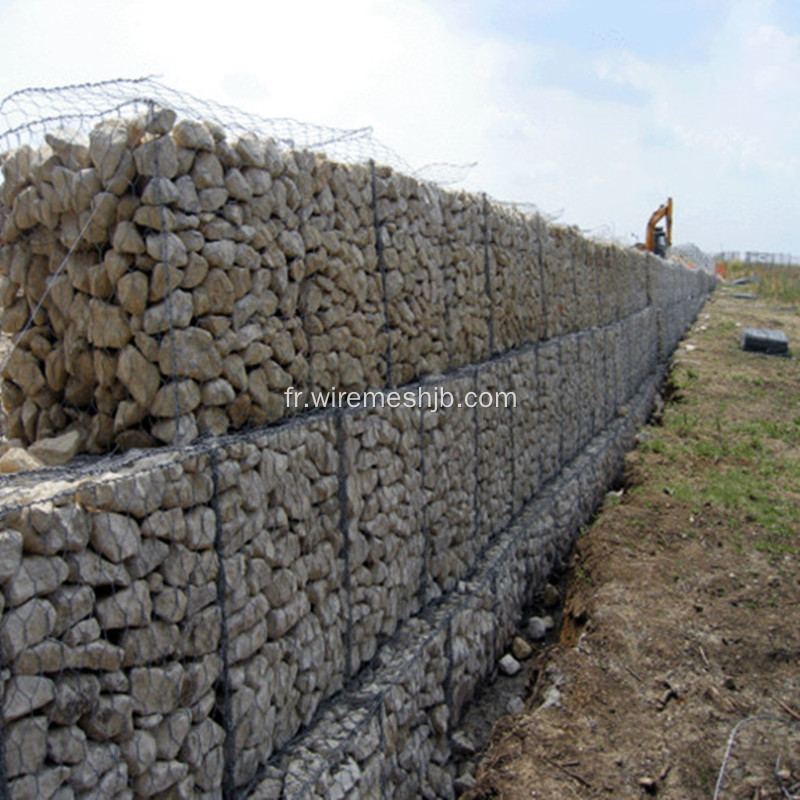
[540,224,580,339]
[616,245,650,320]
[508,348,542,515]
[0,110,389,453]
[420,374,479,596]
[0,109,714,463]
[604,322,627,416]
[441,190,490,370]
[215,421,347,789]
[377,169,449,385]
[302,159,386,399]
[0,412,353,796]
[342,404,425,673]
[647,256,709,360]
[0,337,703,799]
[594,241,620,327]
[629,308,659,398]
[0,452,225,798]
[585,326,611,433]
[0,106,715,797]
[489,204,546,353]
[476,359,514,542]
[536,340,563,484]
[558,335,582,465]
[376,616,452,800]
[572,237,600,332]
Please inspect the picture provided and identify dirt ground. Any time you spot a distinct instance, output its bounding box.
[459,289,800,799]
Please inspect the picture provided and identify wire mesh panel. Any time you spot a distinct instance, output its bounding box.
[0,78,714,799]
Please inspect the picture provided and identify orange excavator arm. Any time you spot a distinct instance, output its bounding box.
[644,197,673,255]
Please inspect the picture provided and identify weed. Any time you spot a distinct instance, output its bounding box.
[639,438,666,455]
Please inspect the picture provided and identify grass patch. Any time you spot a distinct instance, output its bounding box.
[724,261,800,303]
[639,304,800,564]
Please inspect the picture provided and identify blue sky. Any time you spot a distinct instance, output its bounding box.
[0,0,798,256]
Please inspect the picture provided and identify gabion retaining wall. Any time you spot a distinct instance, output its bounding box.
[0,109,709,454]
[0,107,713,799]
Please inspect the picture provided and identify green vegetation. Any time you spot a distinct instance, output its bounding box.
[724,260,800,303]
[635,298,800,563]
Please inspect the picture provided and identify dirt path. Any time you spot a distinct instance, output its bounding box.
[462,290,800,799]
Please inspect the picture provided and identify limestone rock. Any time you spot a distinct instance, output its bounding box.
[96,580,152,629]
[143,290,193,334]
[80,693,134,741]
[117,345,160,409]
[89,120,132,185]
[26,429,81,466]
[511,636,534,661]
[146,231,188,267]
[4,555,69,607]
[121,729,158,777]
[0,598,57,661]
[158,327,222,381]
[151,379,201,418]
[498,653,521,676]
[88,300,132,349]
[527,616,548,640]
[172,120,215,151]
[2,675,55,722]
[90,512,141,563]
[47,725,88,765]
[133,135,179,179]
[66,549,132,587]
[0,527,23,580]
[0,447,43,473]
[117,270,148,315]
[112,220,146,254]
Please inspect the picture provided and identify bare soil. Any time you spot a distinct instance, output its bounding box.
[459,290,800,799]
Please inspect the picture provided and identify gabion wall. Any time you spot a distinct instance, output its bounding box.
[0,109,710,454]
[0,109,713,799]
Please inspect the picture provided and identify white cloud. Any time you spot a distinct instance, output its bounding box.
[0,0,798,253]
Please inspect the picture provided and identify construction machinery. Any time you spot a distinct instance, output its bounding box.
[641,197,673,256]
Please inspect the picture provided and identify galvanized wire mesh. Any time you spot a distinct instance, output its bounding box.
[0,76,407,172]
[0,76,715,799]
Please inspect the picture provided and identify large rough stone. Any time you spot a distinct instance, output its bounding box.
[132,760,189,796]
[0,527,23,580]
[2,675,55,722]
[26,429,81,466]
[0,447,43,473]
[141,175,180,205]
[158,327,222,380]
[88,300,132,349]
[146,231,188,267]
[66,549,131,587]
[112,220,146,254]
[47,724,88,765]
[4,555,69,606]
[95,580,152,629]
[80,693,134,741]
[120,621,179,667]
[117,270,148,314]
[173,120,215,151]
[50,585,95,636]
[133,135,179,178]
[121,729,158,777]
[90,512,141,563]
[117,344,161,409]
[89,120,132,185]
[3,347,47,396]
[0,598,57,662]
[48,674,100,727]
[143,289,193,334]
